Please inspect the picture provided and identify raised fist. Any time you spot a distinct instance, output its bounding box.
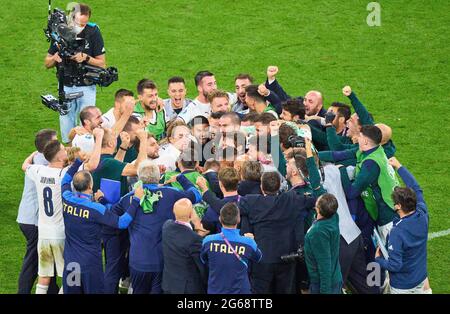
[136,128,147,141]
[269,120,282,136]
[92,127,104,139]
[123,97,136,115]
[119,131,131,148]
[257,84,269,97]
[342,86,352,97]
[267,66,279,81]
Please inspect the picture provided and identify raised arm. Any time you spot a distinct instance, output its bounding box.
[121,129,148,176]
[342,86,374,126]
[114,132,130,162]
[111,98,135,135]
[83,128,103,171]
[265,66,290,102]
[22,151,38,171]
[175,174,202,204]
[61,158,83,194]
[305,139,326,197]
[389,157,427,214]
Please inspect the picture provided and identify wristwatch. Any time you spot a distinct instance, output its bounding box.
[85,55,91,63]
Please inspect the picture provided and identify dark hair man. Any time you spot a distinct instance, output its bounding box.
[44,3,107,144]
[177,71,218,124]
[239,171,316,294]
[280,98,306,122]
[304,193,343,294]
[219,112,241,134]
[200,203,262,294]
[338,125,400,242]
[17,129,58,294]
[164,76,193,120]
[101,89,136,130]
[375,157,431,294]
[134,79,169,141]
[232,73,254,115]
[245,85,278,118]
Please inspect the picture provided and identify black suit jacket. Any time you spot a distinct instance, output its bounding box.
[162,220,207,294]
[203,171,223,199]
[239,190,316,264]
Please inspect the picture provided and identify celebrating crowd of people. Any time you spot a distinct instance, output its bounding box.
[16,3,432,295]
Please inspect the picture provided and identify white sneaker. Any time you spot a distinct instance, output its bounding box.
[119,277,130,289]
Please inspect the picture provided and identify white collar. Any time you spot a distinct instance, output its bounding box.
[175,220,193,230]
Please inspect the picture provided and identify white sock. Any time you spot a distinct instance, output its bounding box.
[35,284,49,294]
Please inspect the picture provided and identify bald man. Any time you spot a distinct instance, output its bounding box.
[304,90,327,117]
[375,123,392,145]
[161,199,207,294]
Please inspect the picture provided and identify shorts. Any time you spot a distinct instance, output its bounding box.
[377,222,393,244]
[390,278,432,294]
[38,238,65,277]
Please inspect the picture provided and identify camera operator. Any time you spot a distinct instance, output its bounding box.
[44,3,106,144]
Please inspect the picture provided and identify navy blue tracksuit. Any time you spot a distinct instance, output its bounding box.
[201,191,239,234]
[121,175,202,294]
[201,228,262,294]
[61,159,137,294]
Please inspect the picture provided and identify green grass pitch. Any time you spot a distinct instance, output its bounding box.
[0,0,449,293]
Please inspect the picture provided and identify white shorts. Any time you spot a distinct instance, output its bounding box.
[390,279,432,294]
[38,239,65,277]
[378,222,393,244]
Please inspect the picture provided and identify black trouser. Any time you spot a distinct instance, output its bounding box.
[251,262,296,294]
[17,224,59,294]
[339,234,379,294]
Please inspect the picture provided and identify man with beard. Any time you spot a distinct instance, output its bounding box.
[232,73,254,115]
[304,90,327,118]
[178,71,218,124]
[134,79,170,141]
[190,116,211,167]
[178,71,237,124]
[71,106,104,153]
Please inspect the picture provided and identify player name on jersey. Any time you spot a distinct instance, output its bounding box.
[40,177,56,184]
[209,242,246,255]
[63,203,90,219]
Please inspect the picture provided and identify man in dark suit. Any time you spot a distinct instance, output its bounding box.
[239,172,316,294]
[162,198,207,294]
